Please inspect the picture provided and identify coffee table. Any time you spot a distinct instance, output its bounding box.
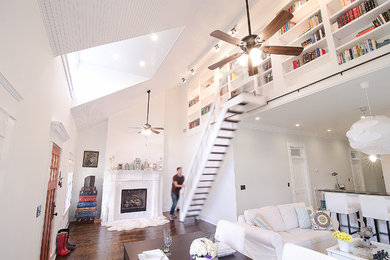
[123,231,250,259]
[327,240,390,260]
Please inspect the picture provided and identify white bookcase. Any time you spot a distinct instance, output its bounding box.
[186,0,390,132]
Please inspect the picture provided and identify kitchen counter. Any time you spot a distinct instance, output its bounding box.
[318,189,390,196]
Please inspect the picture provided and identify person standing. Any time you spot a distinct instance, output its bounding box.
[170,167,184,220]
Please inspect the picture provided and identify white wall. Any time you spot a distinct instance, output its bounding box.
[105,92,165,168]
[233,126,354,215]
[360,153,386,193]
[0,0,77,259]
[381,155,390,193]
[70,120,108,220]
[200,148,238,224]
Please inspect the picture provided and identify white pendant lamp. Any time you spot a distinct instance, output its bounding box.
[346,82,390,155]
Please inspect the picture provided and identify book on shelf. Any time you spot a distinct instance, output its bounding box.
[301,27,326,48]
[188,95,199,108]
[340,0,357,8]
[280,21,297,34]
[292,48,326,69]
[337,38,378,64]
[287,0,310,13]
[372,9,390,27]
[377,38,390,48]
[297,11,323,38]
[336,0,378,29]
[356,26,375,37]
[262,60,272,71]
[201,104,212,116]
[264,71,273,83]
[189,118,200,129]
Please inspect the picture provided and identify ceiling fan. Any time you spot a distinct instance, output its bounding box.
[129,90,164,135]
[208,0,304,76]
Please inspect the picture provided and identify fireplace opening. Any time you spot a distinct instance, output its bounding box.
[121,188,147,213]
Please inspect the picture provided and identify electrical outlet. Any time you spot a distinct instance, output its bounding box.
[36,205,41,218]
[240,185,246,190]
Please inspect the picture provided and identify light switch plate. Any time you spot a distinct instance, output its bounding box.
[240,185,246,190]
[36,205,41,218]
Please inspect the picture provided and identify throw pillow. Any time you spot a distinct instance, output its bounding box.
[253,217,271,230]
[311,210,333,231]
[295,206,312,229]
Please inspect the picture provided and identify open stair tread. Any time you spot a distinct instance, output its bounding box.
[217,136,233,139]
[197,186,212,189]
[192,198,207,201]
[220,128,237,131]
[224,119,240,123]
[214,144,229,147]
[208,159,223,161]
[227,109,244,114]
[211,152,226,154]
[190,203,204,206]
[195,192,209,195]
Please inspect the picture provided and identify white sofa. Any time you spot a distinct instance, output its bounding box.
[237,203,338,260]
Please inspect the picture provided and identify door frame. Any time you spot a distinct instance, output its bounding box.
[40,142,62,260]
[287,142,313,206]
[348,149,366,191]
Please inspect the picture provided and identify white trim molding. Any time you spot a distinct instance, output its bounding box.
[50,121,70,144]
[0,72,23,102]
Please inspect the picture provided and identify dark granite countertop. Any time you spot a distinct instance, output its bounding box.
[317,189,390,196]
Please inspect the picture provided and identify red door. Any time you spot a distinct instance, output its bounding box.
[40,144,61,260]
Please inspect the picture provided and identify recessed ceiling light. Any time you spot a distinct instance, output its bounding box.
[327,129,332,132]
[139,60,146,67]
[151,34,158,41]
[255,117,260,120]
[295,123,300,127]
[112,53,120,60]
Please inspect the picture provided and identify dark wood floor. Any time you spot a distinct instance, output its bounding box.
[56,212,215,260]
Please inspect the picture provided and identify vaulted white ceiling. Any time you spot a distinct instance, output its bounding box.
[37,0,292,129]
[67,27,183,103]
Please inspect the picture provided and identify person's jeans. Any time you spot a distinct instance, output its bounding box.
[170,192,179,215]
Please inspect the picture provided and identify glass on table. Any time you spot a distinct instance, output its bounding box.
[163,228,172,255]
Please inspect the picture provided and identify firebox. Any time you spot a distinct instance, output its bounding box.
[120,189,147,213]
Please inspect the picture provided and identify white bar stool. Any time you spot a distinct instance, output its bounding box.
[325,192,360,234]
[359,195,390,243]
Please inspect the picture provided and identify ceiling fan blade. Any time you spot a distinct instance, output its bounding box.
[210,30,242,46]
[208,52,243,70]
[260,10,294,41]
[151,128,160,134]
[153,127,164,130]
[262,45,303,56]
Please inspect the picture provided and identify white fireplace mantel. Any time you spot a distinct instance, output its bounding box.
[101,170,163,224]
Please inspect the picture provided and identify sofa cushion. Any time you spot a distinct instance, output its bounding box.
[295,206,312,229]
[253,217,271,230]
[277,203,305,230]
[244,206,287,232]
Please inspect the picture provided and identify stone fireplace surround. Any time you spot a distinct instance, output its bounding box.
[101,170,162,224]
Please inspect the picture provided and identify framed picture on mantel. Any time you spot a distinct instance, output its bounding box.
[82,151,99,168]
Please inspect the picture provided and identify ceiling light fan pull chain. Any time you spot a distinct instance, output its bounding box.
[364,88,373,116]
[245,0,252,36]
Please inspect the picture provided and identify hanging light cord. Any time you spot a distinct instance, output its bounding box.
[364,87,373,116]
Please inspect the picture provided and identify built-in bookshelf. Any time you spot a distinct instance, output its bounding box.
[186,0,390,132]
[328,0,390,65]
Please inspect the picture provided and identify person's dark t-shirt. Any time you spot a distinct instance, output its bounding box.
[171,174,185,195]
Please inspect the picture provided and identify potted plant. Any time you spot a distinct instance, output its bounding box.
[189,237,217,259]
[333,231,353,252]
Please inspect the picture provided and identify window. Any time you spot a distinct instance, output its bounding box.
[64,172,73,215]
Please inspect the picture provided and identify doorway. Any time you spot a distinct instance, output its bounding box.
[287,144,312,206]
[40,143,61,260]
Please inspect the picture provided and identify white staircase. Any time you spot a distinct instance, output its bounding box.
[180,93,267,222]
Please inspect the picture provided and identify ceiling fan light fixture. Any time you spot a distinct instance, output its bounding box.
[237,53,248,66]
[141,128,152,136]
[249,48,262,66]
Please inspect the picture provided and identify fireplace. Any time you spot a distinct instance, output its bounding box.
[120,188,147,213]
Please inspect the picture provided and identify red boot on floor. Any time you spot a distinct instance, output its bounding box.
[56,233,70,256]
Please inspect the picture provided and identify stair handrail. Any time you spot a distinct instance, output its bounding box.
[180,94,237,221]
[180,75,222,220]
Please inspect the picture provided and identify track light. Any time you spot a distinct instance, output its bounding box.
[181,77,186,84]
[191,68,196,75]
[229,27,238,35]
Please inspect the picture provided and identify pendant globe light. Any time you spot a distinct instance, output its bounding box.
[346,82,390,156]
